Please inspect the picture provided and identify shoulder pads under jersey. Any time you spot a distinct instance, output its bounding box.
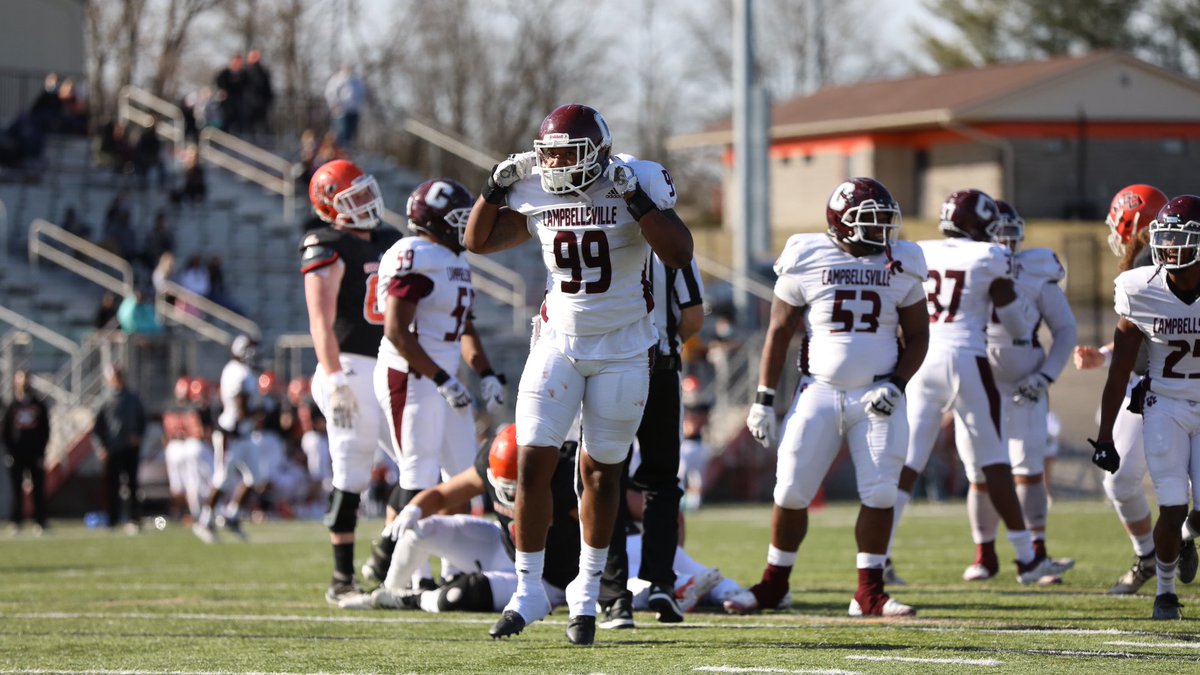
[299,227,342,273]
[616,154,678,211]
[773,233,827,277]
[889,240,928,282]
[1018,247,1066,284]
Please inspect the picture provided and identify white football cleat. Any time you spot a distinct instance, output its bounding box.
[1017,557,1063,586]
[337,591,377,610]
[962,563,997,582]
[676,568,723,613]
[192,522,216,544]
[849,596,916,618]
[722,589,792,615]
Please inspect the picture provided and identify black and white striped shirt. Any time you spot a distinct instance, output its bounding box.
[648,254,704,356]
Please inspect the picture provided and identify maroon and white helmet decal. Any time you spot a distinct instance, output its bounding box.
[406,178,474,252]
[939,189,999,242]
[825,177,902,253]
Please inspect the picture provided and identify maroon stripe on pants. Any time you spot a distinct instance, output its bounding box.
[975,356,1001,437]
[387,367,409,456]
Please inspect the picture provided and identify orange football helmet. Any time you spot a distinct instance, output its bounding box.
[174,376,192,402]
[258,371,278,396]
[308,159,383,229]
[487,424,519,507]
[1107,184,1168,257]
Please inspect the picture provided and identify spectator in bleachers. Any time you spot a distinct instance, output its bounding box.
[177,254,210,316]
[56,78,87,135]
[92,365,147,534]
[28,73,61,133]
[101,190,139,260]
[215,53,247,135]
[296,128,319,184]
[0,112,45,170]
[117,288,163,337]
[95,121,134,173]
[2,369,51,536]
[315,130,344,166]
[169,145,206,205]
[61,206,91,242]
[145,210,174,264]
[205,255,244,316]
[324,65,365,148]
[151,252,176,304]
[245,49,274,138]
[133,122,164,188]
[94,291,120,330]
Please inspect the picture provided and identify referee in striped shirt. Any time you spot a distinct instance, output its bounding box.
[600,252,704,627]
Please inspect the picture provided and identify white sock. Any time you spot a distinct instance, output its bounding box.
[968,486,1000,545]
[1183,518,1200,542]
[567,543,607,617]
[441,559,462,582]
[888,490,911,558]
[222,502,241,521]
[1007,530,1035,565]
[1015,481,1048,532]
[514,550,545,595]
[419,589,442,613]
[1157,557,1178,596]
[1132,532,1156,558]
[199,505,213,527]
[767,544,797,567]
[856,552,887,569]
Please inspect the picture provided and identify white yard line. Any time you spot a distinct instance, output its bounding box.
[1105,641,1200,649]
[845,655,1001,666]
[696,662,864,667]
[7,670,364,675]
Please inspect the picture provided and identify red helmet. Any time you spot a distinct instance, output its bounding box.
[534,104,612,194]
[992,200,1025,251]
[308,159,383,229]
[258,371,278,396]
[486,424,519,507]
[287,376,311,404]
[406,178,474,253]
[1150,195,1200,270]
[825,178,901,253]
[174,376,192,402]
[939,189,999,242]
[1107,184,1168,257]
[188,377,210,403]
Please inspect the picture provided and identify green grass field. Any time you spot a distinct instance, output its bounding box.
[2,500,1198,674]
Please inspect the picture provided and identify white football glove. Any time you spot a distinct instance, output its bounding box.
[437,376,473,409]
[328,380,358,429]
[383,504,422,541]
[479,373,506,414]
[605,156,639,195]
[492,151,537,189]
[864,381,903,417]
[1014,372,1051,405]
[746,403,777,449]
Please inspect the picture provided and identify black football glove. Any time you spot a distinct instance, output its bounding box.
[1089,438,1120,473]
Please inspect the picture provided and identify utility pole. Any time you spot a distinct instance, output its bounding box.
[733,0,754,323]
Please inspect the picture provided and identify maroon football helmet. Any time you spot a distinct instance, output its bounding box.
[939,189,999,242]
[406,178,474,253]
[825,177,902,253]
[1150,195,1200,270]
[992,200,1025,252]
[534,104,612,194]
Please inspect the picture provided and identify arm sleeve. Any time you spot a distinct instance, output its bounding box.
[1037,282,1077,380]
[673,258,705,308]
[387,273,435,301]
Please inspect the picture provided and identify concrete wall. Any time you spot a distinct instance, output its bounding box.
[759,149,851,232]
[922,141,1004,216]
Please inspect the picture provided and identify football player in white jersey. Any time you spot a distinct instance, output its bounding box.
[364,177,506,588]
[465,103,693,645]
[890,189,1060,585]
[971,200,1077,580]
[1093,195,1200,620]
[737,178,927,618]
[194,335,260,543]
[1075,185,1198,593]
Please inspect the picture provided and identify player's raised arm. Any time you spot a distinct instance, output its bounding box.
[606,156,693,268]
[465,153,536,254]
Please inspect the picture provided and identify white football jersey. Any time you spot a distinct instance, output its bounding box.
[218,359,257,435]
[918,237,1013,355]
[507,154,675,358]
[773,234,927,389]
[1115,265,1200,402]
[375,237,474,372]
[986,248,1074,382]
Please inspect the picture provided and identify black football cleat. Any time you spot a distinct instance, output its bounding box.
[599,596,635,630]
[566,614,596,645]
[647,584,684,623]
[1152,592,1183,620]
[489,610,526,639]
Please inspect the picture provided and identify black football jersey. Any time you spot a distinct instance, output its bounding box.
[474,441,580,590]
[299,226,403,357]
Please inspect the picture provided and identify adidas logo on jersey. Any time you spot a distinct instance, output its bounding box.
[606,188,623,199]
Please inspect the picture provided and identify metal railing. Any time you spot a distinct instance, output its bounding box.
[0,314,81,401]
[274,332,315,383]
[118,85,186,149]
[28,219,134,297]
[156,278,261,346]
[199,125,304,221]
[0,199,7,262]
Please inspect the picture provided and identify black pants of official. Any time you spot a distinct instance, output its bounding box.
[600,367,683,605]
[6,452,47,527]
[105,449,141,526]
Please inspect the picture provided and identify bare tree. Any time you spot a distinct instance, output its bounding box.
[149,0,227,99]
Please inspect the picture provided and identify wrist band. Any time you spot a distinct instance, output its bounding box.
[888,374,908,392]
[433,370,450,386]
[481,169,508,205]
[1099,345,1113,368]
[755,386,776,407]
[329,371,348,387]
[625,187,657,221]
